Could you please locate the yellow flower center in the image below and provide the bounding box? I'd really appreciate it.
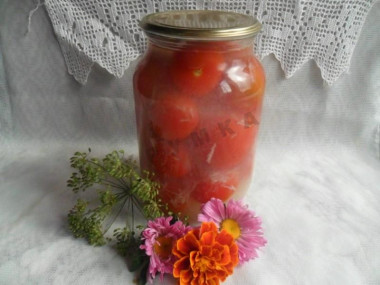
[197,256,211,273]
[221,219,241,239]
[154,236,173,259]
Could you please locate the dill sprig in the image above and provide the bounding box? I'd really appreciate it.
[67,149,167,248]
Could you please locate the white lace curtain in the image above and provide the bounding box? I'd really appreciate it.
[43,0,376,84]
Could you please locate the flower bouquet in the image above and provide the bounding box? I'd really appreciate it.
[67,150,266,284]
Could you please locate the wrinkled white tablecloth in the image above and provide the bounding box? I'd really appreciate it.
[0,1,379,284]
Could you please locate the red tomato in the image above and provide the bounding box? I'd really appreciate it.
[210,119,255,169]
[150,92,199,140]
[191,177,237,203]
[213,57,265,113]
[192,116,256,170]
[231,57,265,111]
[169,50,225,97]
[137,127,152,173]
[134,57,159,98]
[152,141,191,178]
[133,45,173,98]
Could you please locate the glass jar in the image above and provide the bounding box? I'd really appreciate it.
[134,11,265,219]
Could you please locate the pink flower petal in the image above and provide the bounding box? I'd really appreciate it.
[140,217,192,282]
[198,198,266,264]
[198,198,226,224]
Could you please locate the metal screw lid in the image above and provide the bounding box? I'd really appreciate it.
[139,10,261,40]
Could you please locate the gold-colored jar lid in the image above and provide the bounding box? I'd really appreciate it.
[139,10,261,40]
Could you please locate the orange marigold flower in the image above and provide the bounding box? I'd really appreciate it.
[172,222,239,285]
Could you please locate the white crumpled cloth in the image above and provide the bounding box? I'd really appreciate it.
[43,0,377,84]
[0,0,380,284]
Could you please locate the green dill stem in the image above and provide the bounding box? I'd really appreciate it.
[67,150,162,249]
[129,176,133,189]
[114,192,129,200]
[131,198,135,230]
[125,196,132,230]
[102,197,128,234]
[131,195,144,214]
[119,177,130,189]
[101,181,126,191]
[86,158,107,170]
[86,159,125,182]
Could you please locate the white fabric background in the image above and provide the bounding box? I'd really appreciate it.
[0,0,380,284]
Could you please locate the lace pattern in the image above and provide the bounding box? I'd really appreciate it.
[44,0,376,84]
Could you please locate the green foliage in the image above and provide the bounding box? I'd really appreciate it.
[114,227,148,273]
[66,150,167,262]
[65,149,192,284]
[66,149,193,284]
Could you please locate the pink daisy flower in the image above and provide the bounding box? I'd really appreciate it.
[140,217,191,283]
[198,198,266,264]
